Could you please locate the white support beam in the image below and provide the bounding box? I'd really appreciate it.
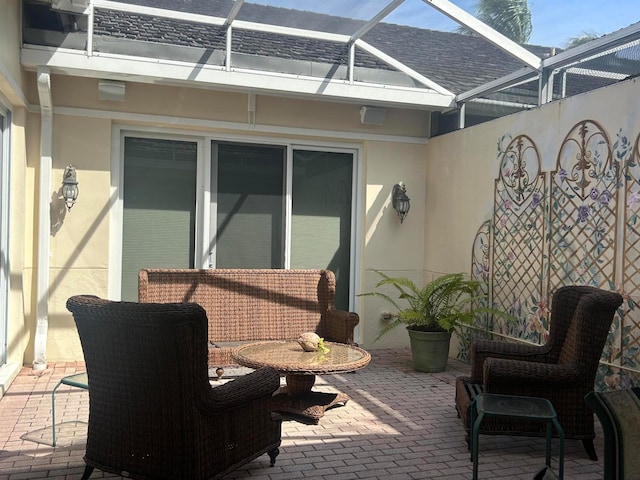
[87,1,94,56]
[356,40,453,95]
[93,0,226,27]
[226,26,232,72]
[538,68,555,105]
[566,67,627,81]
[350,0,405,43]
[421,0,541,71]
[348,42,355,84]
[231,20,349,43]
[225,0,244,26]
[456,66,537,103]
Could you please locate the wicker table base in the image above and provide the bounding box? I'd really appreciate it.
[273,382,350,424]
[232,341,371,424]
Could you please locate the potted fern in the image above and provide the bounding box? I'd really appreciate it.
[360,271,503,373]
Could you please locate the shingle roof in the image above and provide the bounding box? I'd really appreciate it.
[91,0,556,94]
[29,0,626,100]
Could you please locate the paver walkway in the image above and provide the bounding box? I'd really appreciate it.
[0,349,604,479]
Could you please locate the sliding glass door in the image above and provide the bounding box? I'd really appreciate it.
[290,150,353,310]
[212,142,286,268]
[120,137,197,301]
[119,135,356,309]
[210,143,353,309]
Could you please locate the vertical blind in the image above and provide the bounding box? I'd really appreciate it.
[121,138,197,301]
[291,150,353,310]
[214,143,285,268]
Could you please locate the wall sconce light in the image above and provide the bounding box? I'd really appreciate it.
[392,183,410,224]
[62,164,79,212]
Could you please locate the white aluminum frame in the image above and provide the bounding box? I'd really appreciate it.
[108,124,363,325]
[0,103,10,365]
[26,0,640,115]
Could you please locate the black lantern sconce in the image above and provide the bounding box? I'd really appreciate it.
[392,182,410,224]
[62,164,79,212]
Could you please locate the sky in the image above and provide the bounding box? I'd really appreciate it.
[246,0,640,47]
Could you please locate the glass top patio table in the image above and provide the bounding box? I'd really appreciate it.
[232,341,371,375]
[232,341,371,423]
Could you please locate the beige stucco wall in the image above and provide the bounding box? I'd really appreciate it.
[20,74,431,361]
[425,77,640,356]
[359,140,427,349]
[0,0,30,389]
[426,77,640,274]
[17,65,639,363]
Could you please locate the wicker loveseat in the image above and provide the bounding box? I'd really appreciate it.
[66,295,282,480]
[455,285,622,460]
[138,269,360,376]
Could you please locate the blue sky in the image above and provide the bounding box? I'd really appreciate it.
[247,0,640,47]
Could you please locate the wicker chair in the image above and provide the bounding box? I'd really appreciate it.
[66,295,282,480]
[585,387,640,479]
[455,285,622,460]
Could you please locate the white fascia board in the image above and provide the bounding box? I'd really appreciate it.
[21,46,455,109]
[456,66,537,103]
[422,0,541,71]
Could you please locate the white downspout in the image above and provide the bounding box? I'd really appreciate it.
[34,67,52,371]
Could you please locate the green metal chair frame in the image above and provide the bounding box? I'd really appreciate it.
[51,372,88,447]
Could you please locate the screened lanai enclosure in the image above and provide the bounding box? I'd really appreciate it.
[22,0,640,132]
[12,0,640,383]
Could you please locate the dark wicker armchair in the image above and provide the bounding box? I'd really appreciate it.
[585,387,640,480]
[455,285,622,460]
[66,295,282,480]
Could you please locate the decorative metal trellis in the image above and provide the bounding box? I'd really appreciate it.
[614,131,640,386]
[548,120,618,292]
[492,134,547,343]
[464,121,639,389]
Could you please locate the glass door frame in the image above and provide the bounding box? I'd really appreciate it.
[206,139,361,311]
[289,143,361,312]
[109,128,206,299]
[110,127,362,314]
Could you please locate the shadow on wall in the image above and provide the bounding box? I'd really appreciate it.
[50,187,68,237]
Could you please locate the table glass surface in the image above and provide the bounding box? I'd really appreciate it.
[61,372,89,389]
[232,341,371,374]
[477,393,557,419]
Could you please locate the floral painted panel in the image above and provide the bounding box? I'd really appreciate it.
[492,134,547,344]
[548,120,618,292]
[459,221,492,361]
[607,131,640,388]
[468,121,639,387]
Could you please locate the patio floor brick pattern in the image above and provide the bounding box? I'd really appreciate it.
[0,350,605,479]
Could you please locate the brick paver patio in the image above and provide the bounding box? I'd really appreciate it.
[0,349,604,479]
